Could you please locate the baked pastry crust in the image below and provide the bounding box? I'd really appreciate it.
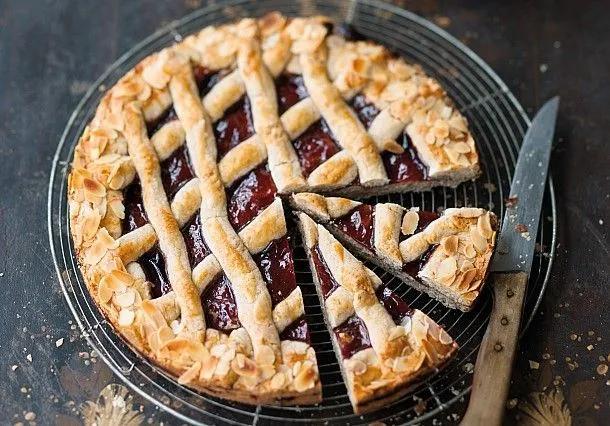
[68,12,482,409]
[291,193,497,311]
[297,213,457,413]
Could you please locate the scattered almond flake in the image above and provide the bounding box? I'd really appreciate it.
[549,359,556,365]
[515,223,528,233]
[11,365,18,371]
[413,396,427,415]
[505,196,519,207]
[506,398,518,409]
[569,333,578,340]
[542,353,551,360]
[26,354,32,362]
[24,412,36,421]
[588,330,595,336]
[20,387,28,393]
[463,362,474,373]
[587,344,594,351]
[529,360,540,369]
[483,182,497,193]
[599,356,606,362]
[55,338,64,348]
[597,364,608,375]
[539,63,548,73]
[433,15,451,28]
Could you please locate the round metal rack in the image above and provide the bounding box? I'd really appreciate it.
[48,1,556,424]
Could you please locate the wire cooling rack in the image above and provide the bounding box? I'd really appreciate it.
[48,1,556,424]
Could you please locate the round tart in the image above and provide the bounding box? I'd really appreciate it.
[67,12,486,410]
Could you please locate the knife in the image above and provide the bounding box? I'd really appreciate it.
[461,97,559,426]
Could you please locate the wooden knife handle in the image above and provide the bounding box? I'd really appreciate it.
[461,271,528,426]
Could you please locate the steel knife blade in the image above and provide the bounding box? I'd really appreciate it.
[462,97,559,426]
[491,96,559,274]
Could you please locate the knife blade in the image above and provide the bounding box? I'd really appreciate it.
[462,97,559,426]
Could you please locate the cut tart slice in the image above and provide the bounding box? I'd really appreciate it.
[291,193,498,311]
[296,212,457,413]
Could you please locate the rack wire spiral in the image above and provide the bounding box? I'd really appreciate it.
[48,1,556,424]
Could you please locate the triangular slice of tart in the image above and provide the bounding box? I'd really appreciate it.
[291,193,497,311]
[296,212,457,414]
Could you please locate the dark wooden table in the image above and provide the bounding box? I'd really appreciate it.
[1,1,608,424]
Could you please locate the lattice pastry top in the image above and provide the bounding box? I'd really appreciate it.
[68,12,483,407]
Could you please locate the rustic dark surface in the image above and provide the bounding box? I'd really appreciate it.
[1,0,608,424]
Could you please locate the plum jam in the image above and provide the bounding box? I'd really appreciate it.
[310,245,340,299]
[214,96,255,159]
[140,245,171,298]
[201,273,241,331]
[275,73,309,114]
[292,119,341,177]
[333,315,372,359]
[227,165,277,231]
[121,179,148,233]
[279,316,311,344]
[181,212,210,268]
[376,285,414,324]
[330,204,375,250]
[252,235,296,307]
[160,145,195,200]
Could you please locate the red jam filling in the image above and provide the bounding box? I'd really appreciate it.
[252,235,297,307]
[310,245,340,299]
[350,94,381,128]
[330,204,375,250]
[227,164,277,231]
[402,244,437,277]
[200,273,241,331]
[160,145,195,200]
[140,245,171,298]
[121,179,148,233]
[181,212,210,268]
[275,73,309,114]
[376,285,414,324]
[333,315,372,359]
[382,134,428,183]
[292,119,341,177]
[279,316,311,344]
[214,96,255,159]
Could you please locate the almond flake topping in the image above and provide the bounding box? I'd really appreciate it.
[118,309,135,327]
[401,210,420,235]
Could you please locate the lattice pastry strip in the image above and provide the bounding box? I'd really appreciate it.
[297,213,457,413]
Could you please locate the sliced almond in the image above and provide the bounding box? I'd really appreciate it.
[439,329,454,345]
[255,345,275,366]
[210,343,228,358]
[388,326,406,341]
[231,354,257,377]
[114,289,136,308]
[178,361,201,385]
[440,235,459,255]
[401,210,420,235]
[293,364,316,392]
[437,256,457,281]
[270,371,286,390]
[347,359,367,375]
[118,309,135,327]
[470,226,488,253]
[98,281,114,303]
[463,243,477,259]
[452,141,471,154]
[477,212,494,239]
